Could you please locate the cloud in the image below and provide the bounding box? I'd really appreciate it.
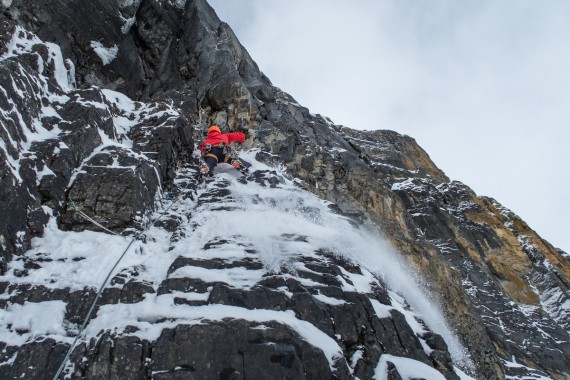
[208,0,570,253]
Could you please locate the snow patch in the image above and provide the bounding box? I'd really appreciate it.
[1,218,134,290]
[313,293,346,306]
[0,301,67,346]
[90,41,119,65]
[391,178,424,192]
[349,347,363,373]
[375,354,446,380]
[35,163,55,185]
[1,26,41,59]
[121,16,136,34]
[502,358,553,380]
[369,299,393,318]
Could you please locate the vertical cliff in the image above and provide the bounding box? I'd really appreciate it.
[1,0,569,379]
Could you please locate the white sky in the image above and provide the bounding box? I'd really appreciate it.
[208,0,570,253]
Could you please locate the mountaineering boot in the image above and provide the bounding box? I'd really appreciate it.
[234,157,252,174]
[200,162,210,176]
[195,161,211,182]
[230,159,247,174]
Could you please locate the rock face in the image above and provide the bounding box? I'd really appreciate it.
[0,1,569,380]
[60,146,161,232]
[0,169,463,380]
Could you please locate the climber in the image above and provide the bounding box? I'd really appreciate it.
[198,125,250,177]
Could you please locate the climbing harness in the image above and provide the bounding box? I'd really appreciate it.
[52,173,194,380]
[194,137,252,183]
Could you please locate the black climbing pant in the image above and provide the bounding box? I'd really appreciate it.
[203,146,229,174]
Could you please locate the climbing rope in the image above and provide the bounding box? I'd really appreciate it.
[53,171,195,380]
[66,200,123,237]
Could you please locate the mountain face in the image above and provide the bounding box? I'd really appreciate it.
[0,0,569,379]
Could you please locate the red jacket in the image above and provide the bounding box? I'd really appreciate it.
[199,131,246,154]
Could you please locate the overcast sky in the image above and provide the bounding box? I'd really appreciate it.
[208,0,570,253]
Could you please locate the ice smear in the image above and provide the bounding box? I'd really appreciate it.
[118,0,135,7]
[45,41,75,90]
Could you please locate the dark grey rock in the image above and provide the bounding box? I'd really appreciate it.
[60,146,161,232]
[150,321,341,380]
[157,277,213,295]
[0,339,68,380]
[120,279,156,303]
[130,113,193,181]
[208,284,290,311]
[167,256,264,274]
